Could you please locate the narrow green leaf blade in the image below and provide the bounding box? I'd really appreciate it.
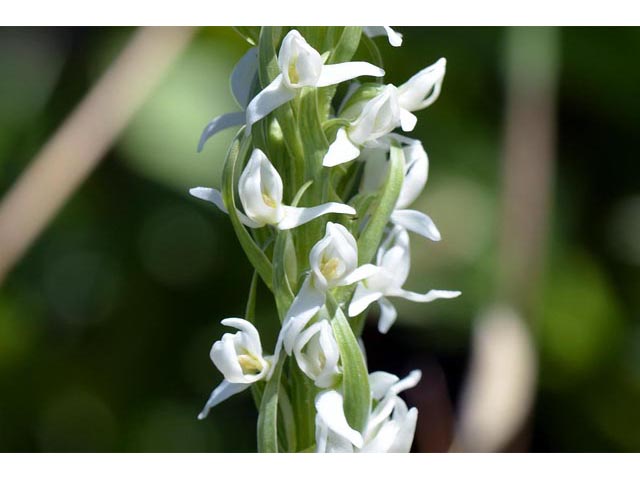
[357,142,405,265]
[222,133,274,291]
[257,355,285,453]
[330,307,370,433]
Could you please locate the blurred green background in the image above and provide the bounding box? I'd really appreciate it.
[0,27,638,452]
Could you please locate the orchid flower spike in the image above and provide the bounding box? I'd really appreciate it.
[361,135,441,241]
[323,85,417,167]
[362,26,403,47]
[349,226,461,333]
[197,47,258,152]
[245,29,384,133]
[276,222,377,356]
[293,319,341,388]
[198,318,271,420]
[190,148,355,230]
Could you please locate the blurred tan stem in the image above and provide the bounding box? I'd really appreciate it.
[0,26,196,285]
[454,27,559,452]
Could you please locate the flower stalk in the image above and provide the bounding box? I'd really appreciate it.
[191,26,460,452]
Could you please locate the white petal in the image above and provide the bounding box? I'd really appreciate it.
[245,74,295,133]
[383,27,403,47]
[369,371,400,400]
[377,297,398,334]
[315,390,364,448]
[197,380,250,419]
[362,26,403,47]
[389,369,422,396]
[278,202,356,230]
[392,288,462,303]
[197,111,245,152]
[348,283,383,317]
[316,62,384,88]
[276,277,325,356]
[397,58,446,112]
[396,142,428,209]
[322,128,361,167]
[399,109,417,132]
[339,263,378,287]
[293,321,324,380]
[189,187,263,229]
[391,209,441,241]
[231,47,258,108]
[388,407,418,452]
[238,148,284,225]
[211,334,244,382]
[221,318,262,356]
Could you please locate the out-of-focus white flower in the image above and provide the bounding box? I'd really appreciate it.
[198,48,258,152]
[293,319,341,388]
[360,135,441,241]
[198,318,271,420]
[276,222,377,356]
[397,58,446,112]
[314,370,422,452]
[190,149,355,230]
[349,226,461,333]
[362,26,403,47]
[245,30,384,132]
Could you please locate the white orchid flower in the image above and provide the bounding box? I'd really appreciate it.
[362,26,403,47]
[360,135,441,241]
[323,85,417,168]
[197,47,258,152]
[349,226,461,333]
[314,370,421,453]
[245,29,384,132]
[276,222,377,356]
[190,148,355,230]
[293,319,341,388]
[397,58,447,112]
[198,318,271,420]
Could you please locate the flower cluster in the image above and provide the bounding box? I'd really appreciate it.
[190,27,460,453]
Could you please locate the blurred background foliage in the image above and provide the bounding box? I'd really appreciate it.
[0,26,638,452]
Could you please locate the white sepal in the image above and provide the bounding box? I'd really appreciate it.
[315,390,364,452]
[230,47,258,108]
[293,319,341,388]
[197,111,246,153]
[362,26,403,47]
[397,58,447,112]
[189,187,262,229]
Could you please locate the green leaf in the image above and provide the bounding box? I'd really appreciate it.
[244,270,259,321]
[330,306,370,433]
[272,231,295,320]
[357,141,405,265]
[257,354,285,453]
[221,131,274,291]
[233,27,260,46]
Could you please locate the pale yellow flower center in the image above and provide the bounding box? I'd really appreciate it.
[237,354,263,375]
[262,192,277,208]
[320,257,340,280]
[288,61,299,84]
